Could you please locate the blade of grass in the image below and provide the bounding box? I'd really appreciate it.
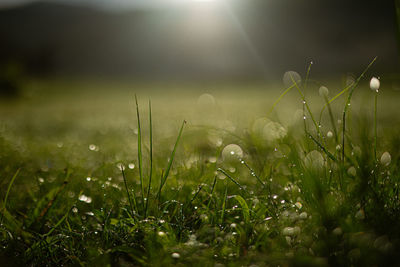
[324,95,339,143]
[157,120,186,200]
[43,207,71,237]
[206,176,218,209]
[190,184,204,204]
[234,195,250,224]
[240,159,265,188]
[291,76,320,135]
[0,168,20,224]
[318,83,353,124]
[145,99,153,218]
[307,131,337,162]
[304,60,313,90]
[2,168,20,211]
[267,83,296,117]
[220,186,228,225]
[374,91,378,162]
[38,180,68,219]
[135,94,145,210]
[342,57,377,163]
[217,168,249,195]
[122,168,137,218]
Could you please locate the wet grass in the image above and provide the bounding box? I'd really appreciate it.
[1,70,400,266]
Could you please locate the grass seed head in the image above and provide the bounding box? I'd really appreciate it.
[370,77,380,92]
[319,86,329,97]
[380,151,391,166]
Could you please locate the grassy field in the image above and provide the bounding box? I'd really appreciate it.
[1,69,400,266]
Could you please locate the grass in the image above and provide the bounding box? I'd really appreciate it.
[1,69,400,266]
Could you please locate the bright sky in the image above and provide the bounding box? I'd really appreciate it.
[0,0,220,9]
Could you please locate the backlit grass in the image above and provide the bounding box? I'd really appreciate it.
[1,68,400,266]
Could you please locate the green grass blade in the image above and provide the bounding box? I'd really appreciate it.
[217,168,249,195]
[157,120,186,198]
[374,92,378,162]
[307,132,337,162]
[234,195,250,224]
[122,168,137,218]
[319,83,353,122]
[220,186,228,224]
[135,94,145,210]
[145,99,153,218]
[190,184,203,204]
[267,83,296,117]
[206,176,218,209]
[342,57,377,162]
[291,77,320,134]
[240,159,265,188]
[304,60,313,90]
[2,168,20,211]
[43,208,70,237]
[325,96,339,143]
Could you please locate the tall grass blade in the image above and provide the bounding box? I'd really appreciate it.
[0,168,20,224]
[374,92,378,162]
[43,207,70,237]
[304,60,313,90]
[342,57,377,162]
[234,195,250,224]
[157,120,186,199]
[290,76,320,134]
[144,100,153,217]
[190,184,203,204]
[217,168,249,195]
[135,94,145,210]
[122,168,137,218]
[220,186,228,224]
[2,168,20,211]
[325,96,339,143]
[307,132,337,162]
[145,100,153,218]
[206,176,217,209]
[240,159,265,188]
[267,83,296,116]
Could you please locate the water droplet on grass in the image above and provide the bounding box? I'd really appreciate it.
[319,86,329,97]
[197,93,216,107]
[283,71,301,88]
[171,252,180,259]
[222,144,243,161]
[299,212,307,219]
[158,231,166,237]
[128,163,135,169]
[116,163,125,171]
[295,202,303,209]
[89,144,97,151]
[263,121,287,141]
[304,150,324,169]
[79,194,92,204]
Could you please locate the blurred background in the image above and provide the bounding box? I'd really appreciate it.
[0,0,399,90]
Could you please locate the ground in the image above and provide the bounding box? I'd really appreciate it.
[1,76,400,266]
